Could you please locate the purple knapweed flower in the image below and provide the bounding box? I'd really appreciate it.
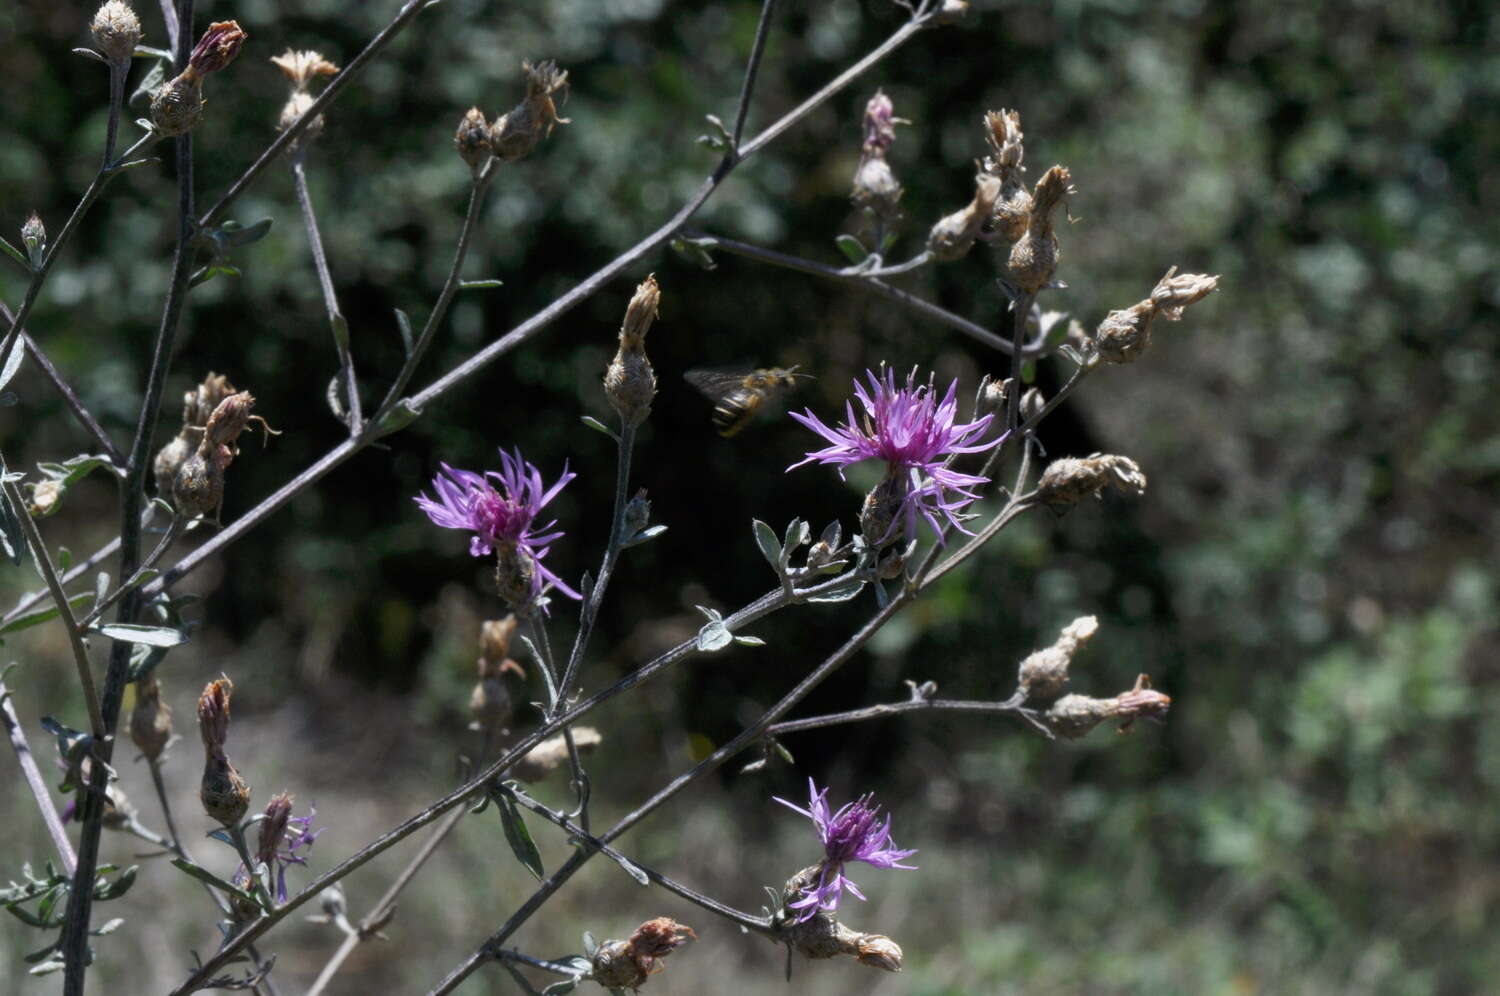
[239,792,324,905]
[774,778,917,921]
[788,367,1003,542]
[415,447,581,606]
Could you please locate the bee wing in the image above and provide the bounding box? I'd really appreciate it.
[684,367,751,399]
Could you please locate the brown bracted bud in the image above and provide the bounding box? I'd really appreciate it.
[129,676,173,760]
[153,434,193,499]
[198,675,233,753]
[21,212,46,264]
[1035,453,1146,509]
[172,447,223,519]
[454,107,492,170]
[851,90,903,222]
[782,907,904,973]
[1017,615,1098,704]
[269,49,338,92]
[197,676,251,826]
[604,274,660,426]
[256,791,293,867]
[494,542,537,611]
[978,375,1011,418]
[860,474,905,547]
[184,20,247,79]
[1095,266,1220,364]
[928,173,1001,261]
[1044,673,1171,739]
[511,727,602,783]
[981,109,1030,243]
[590,917,696,989]
[857,933,904,972]
[1006,165,1073,294]
[91,2,143,65]
[490,60,569,163]
[151,21,247,136]
[1020,386,1046,423]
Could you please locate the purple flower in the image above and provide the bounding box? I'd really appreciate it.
[788,367,1003,542]
[415,447,580,604]
[774,778,917,921]
[240,792,324,905]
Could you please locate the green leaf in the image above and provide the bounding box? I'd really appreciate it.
[56,547,71,570]
[751,519,781,571]
[92,623,187,647]
[0,236,31,274]
[669,237,717,271]
[606,850,650,886]
[733,635,765,647]
[494,791,545,881]
[188,263,241,288]
[835,235,868,265]
[541,980,578,995]
[579,415,619,440]
[458,279,503,290]
[93,865,137,901]
[213,218,273,250]
[169,859,256,904]
[0,453,25,565]
[393,309,415,358]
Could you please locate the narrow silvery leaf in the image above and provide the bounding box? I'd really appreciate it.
[579,415,619,440]
[696,620,732,652]
[93,623,186,647]
[733,635,765,647]
[495,791,545,881]
[0,338,24,393]
[806,577,866,604]
[605,849,650,886]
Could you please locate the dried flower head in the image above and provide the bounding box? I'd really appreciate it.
[479,615,519,663]
[928,173,1002,262]
[1017,615,1098,703]
[270,49,338,91]
[415,449,581,611]
[781,908,904,972]
[1006,164,1074,294]
[1095,266,1220,364]
[20,212,46,265]
[981,109,1030,243]
[604,274,661,426]
[490,60,569,163]
[246,792,324,904]
[861,90,898,157]
[91,2,143,65]
[278,91,322,141]
[197,676,251,826]
[512,727,602,783]
[1044,673,1171,739]
[590,917,697,990]
[150,21,247,136]
[129,676,173,760]
[851,91,903,221]
[454,106,492,169]
[790,367,1003,545]
[173,390,277,519]
[155,373,236,499]
[774,778,917,921]
[1035,453,1147,509]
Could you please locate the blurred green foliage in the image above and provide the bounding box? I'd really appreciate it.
[1,0,1497,991]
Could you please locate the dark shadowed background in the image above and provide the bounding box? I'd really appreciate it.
[2,0,1497,992]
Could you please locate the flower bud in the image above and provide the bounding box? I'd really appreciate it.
[197,675,233,753]
[1006,165,1073,294]
[20,212,46,266]
[783,908,903,972]
[856,933,904,972]
[198,676,252,826]
[185,20,247,78]
[861,90,898,157]
[494,542,538,611]
[860,474,905,547]
[490,60,569,163]
[1044,673,1170,739]
[454,106,492,170]
[928,173,1001,261]
[978,376,1011,418]
[590,917,696,990]
[256,791,293,867]
[269,49,338,92]
[151,21,247,136]
[1017,615,1097,703]
[1020,386,1046,423]
[511,727,602,783]
[604,275,660,426]
[851,91,903,221]
[91,2,143,65]
[1035,453,1146,509]
[129,676,173,760]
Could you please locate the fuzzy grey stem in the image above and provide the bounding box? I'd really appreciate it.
[767,695,1044,737]
[8,317,127,466]
[292,147,363,433]
[0,677,78,874]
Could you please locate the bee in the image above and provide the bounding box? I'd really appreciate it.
[683,366,808,437]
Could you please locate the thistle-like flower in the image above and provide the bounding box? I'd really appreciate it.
[1094,266,1220,364]
[789,367,1003,544]
[774,778,917,921]
[415,449,580,611]
[604,274,661,426]
[150,21,247,136]
[240,792,323,904]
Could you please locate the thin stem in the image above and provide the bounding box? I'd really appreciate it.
[508,787,770,933]
[147,756,185,855]
[0,677,78,874]
[525,614,591,829]
[78,517,183,629]
[102,61,125,170]
[766,695,1042,737]
[167,587,792,994]
[157,0,180,55]
[291,146,362,433]
[0,475,105,737]
[1,536,122,627]
[369,165,494,426]
[9,319,127,466]
[730,0,779,149]
[686,232,1021,354]
[495,950,579,977]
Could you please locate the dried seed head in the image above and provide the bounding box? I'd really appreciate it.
[591,940,644,990]
[185,373,238,426]
[172,446,223,519]
[454,106,492,169]
[982,109,1030,243]
[1017,615,1098,703]
[129,676,173,760]
[856,934,904,972]
[605,275,660,426]
[978,375,1012,418]
[590,917,696,989]
[1035,453,1147,509]
[21,212,46,263]
[1095,267,1220,364]
[1006,165,1073,294]
[153,435,192,500]
[200,752,251,826]
[91,2,142,65]
[479,615,519,662]
[269,49,338,92]
[150,75,204,136]
[278,91,323,142]
[1044,673,1170,739]
[185,20,247,79]
[512,727,602,783]
[490,60,569,163]
[928,173,1002,261]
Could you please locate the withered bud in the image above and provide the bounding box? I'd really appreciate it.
[1095,266,1220,364]
[197,675,234,753]
[1020,386,1046,423]
[861,90,898,157]
[91,2,142,65]
[185,20,247,79]
[256,791,293,866]
[590,917,697,990]
[490,60,569,163]
[1035,453,1147,509]
[154,435,193,500]
[479,615,519,662]
[184,372,239,427]
[979,376,1012,418]
[852,155,902,218]
[278,91,323,142]
[1006,165,1074,294]
[982,109,1030,244]
[1017,615,1098,703]
[1044,674,1171,739]
[782,907,903,973]
[454,107,492,169]
[150,75,205,136]
[928,173,1002,261]
[269,49,338,91]
[604,275,660,426]
[129,676,173,760]
[26,479,63,519]
[470,658,513,733]
[511,727,602,783]
[623,489,652,537]
[21,212,46,264]
[172,447,223,519]
[494,543,537,611]
[201,752,252,827]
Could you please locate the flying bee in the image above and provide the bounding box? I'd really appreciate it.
[684,366,809,437]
